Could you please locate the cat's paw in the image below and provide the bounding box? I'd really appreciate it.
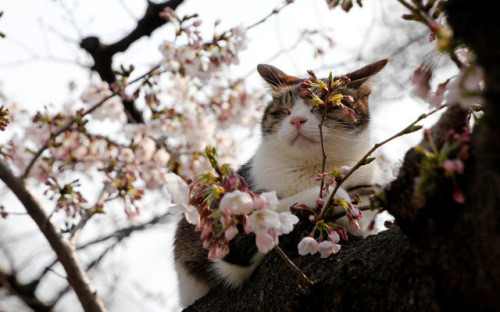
[277,187,351,213]
[276,187,319,212]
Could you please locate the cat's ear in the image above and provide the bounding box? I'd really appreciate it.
[257,64,300,89]
[345,58,389,89]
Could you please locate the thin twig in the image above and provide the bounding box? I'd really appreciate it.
[68,163,125,244]
[396,0,434,29]
[396,0,465,69]
[76,211,171,250]
[274,245,315,287]
[318,104,446,220]
[246,0,294,30]
[21,64,161,179]
[318,111,328,197]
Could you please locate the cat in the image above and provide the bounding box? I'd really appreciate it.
[174,58,390,308]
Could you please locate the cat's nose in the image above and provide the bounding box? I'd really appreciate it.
[290,116,308,130]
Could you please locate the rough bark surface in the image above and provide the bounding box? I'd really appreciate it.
[186,1,500,311]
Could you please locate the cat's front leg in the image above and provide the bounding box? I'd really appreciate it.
[276,186,351,213]
[276,186,380,236]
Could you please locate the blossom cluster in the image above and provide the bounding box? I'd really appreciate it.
[292,69,367,258]
[44,177,87,218]
[159,7,247,80]
[416,128,470,204]
[298,69,357,123]
[0,105,9,131]
[165,146,299,260]
[326,0,363,12]
[294,166,364,258]
[411,62,484,110]
[2,8,261,223]
[400,0,450,53]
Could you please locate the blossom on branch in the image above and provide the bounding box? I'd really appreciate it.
[298,237,319,256]
[164,172,200,226]
[181,146,299,259]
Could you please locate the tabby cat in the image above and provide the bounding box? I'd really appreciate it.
[174,58,389,308]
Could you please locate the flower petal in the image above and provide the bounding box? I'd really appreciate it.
[164,173,190,204]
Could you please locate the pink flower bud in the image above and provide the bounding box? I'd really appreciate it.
[315,172,327,181]
[224,225,238,240]
[294,204,311,211]
[220,213,231,227]
[306,70,317,79]
[340,76,351,84]
[203,239,211,249]
[339,165,351,175]
[443,159,456,173]
[453,187,465,204]
[208,247,217,260]
[342,95,354,103]
[350,220,360,231]
[454,160,465,174]
[335,226,348,241]
[328,230,340,244]
[350,205,360,218]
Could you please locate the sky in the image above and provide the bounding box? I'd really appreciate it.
[0,0,453,311]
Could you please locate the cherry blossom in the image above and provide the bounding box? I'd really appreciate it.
[298,237,319,256]
[219,190,254,215]
[317,240,341,258]
[245,209,281,234]
[445,64,484,110]
[164,172,200,225]
[254,230,278,254]
[279,212,299,234]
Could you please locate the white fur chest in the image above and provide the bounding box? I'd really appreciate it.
[251,153,319,197]
[250,142,378,198]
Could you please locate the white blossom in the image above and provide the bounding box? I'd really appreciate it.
[278,212,299,234]
[317,240,341,258]
[298,237,319,256]
[219,190,254,215]
[254,230,277,253]
[164,173,200,225]
[245,209,281,234]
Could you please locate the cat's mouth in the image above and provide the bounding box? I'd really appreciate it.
[291,133,316,145]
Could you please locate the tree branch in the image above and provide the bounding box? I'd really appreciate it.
[0,160,106,312]
[79,0,185,123]
[318,104,445,220]
[0,268,52,312]
[22,64,161,179]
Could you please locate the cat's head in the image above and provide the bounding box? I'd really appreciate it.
[256,59,388,161]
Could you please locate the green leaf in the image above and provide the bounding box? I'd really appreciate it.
[365,157,376,165]
[220,164,231,177]
[407,125,423,133]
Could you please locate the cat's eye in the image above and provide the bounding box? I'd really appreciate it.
[269,108,290,117]
[310,106,320,113]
